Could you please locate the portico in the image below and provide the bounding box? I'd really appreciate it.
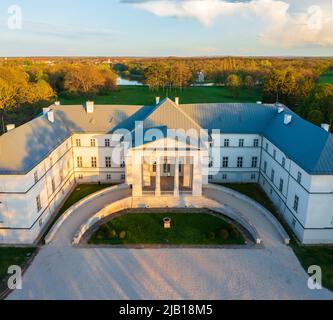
[126,138,208,197]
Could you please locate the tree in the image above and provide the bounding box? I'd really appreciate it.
[144,62,169,91]
[299,84,333,129]
[64,65,105,97]
[169,61,192,89]
[226,74,241,98]
[226,74,241,87]
[244,75,255,89]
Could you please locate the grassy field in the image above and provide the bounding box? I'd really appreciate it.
[0,247,36,294]
[222,183,333,292]
[319,72,333,84]
[60,85,262,105]
[89,212,245,245]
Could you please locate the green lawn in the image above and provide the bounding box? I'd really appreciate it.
[222,183,333,292]
[89,212,245,245]
[319,72,333,84]
[0,247,36,294]
[60,85,262,105]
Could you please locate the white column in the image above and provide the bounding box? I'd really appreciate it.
[174,158,179,197]
[155,157,161,196]
[132,158,142,197]
[192,156,203,197]
[183,164,191,187]
[143,159,151,187]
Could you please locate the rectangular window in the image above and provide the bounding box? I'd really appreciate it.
[208,175,213,180]
[34,171,38,184]
[265,143,269,152]
[209,159,213,168]
[273,149,277,159]
[76,139,81,147]
[120,161,126,168]
[279,178,284,193]
[251,174,256,180]
[222,174,227,180]
[51,178,56,193]
[297,172,302,184]
[153,162,157,173]
[91,157,97,168]
[121,174,126,181]
[224,139,230,147]
[179,164,182,173]
[36,195,42,212]
[251,157,258,168]
[293,195,299,213]
[77,157,83,168]
[282,157,286,168]
[253,139,259,147]
[237,157,243,168]
[106,174,112,181]
[222,157,229,168]
[263,161,267,174]
[271,169,275,182]
[50,157,53,167]
[105,157,112,168]
[105,139,110,147]
[90,139,96,147]
[78,174,83,180]
[239,139,244,147]
[163,163,171,173]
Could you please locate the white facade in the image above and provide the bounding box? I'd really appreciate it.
[0,101,333,245]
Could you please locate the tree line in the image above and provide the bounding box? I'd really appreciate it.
[0,62,117,133]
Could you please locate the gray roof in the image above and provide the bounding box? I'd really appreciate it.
[0,99,333,175]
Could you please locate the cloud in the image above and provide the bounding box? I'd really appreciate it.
[126,0,333,47]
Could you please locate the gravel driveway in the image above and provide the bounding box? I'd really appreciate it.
[8,187,333,300]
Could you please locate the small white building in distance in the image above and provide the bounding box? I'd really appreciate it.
[0,98,332,245]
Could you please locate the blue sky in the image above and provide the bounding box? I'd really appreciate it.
[0,0,332,56]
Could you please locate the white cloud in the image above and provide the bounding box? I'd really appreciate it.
[130,0,333,47]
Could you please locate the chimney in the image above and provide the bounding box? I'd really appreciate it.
[43,107,50,115]
[284,114,292,125]
[156,97,160,105]
[6,124,15,132]
[175,97,179,105]
[54,101,61,106]
[47,111,55,123]
[278,106,285,114]
[321,123,330,132]
[86,101,94,113]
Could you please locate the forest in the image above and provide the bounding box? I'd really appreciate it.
[0,56,332,134]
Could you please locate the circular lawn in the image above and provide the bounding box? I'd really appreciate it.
[88,210,246,246]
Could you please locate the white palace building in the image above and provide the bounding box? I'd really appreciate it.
[0,98,333,245]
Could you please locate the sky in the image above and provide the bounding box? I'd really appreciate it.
[0,0,332,57]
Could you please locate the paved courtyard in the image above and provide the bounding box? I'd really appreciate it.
[8,187,333,300]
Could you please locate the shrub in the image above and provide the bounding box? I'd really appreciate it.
[95,230,104,240]
[119,231,127,240]
[219,229,229,240]
[230,229,240,239]
[208,231,216,240]
[100,224,110,237]
[110,229,117,239]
